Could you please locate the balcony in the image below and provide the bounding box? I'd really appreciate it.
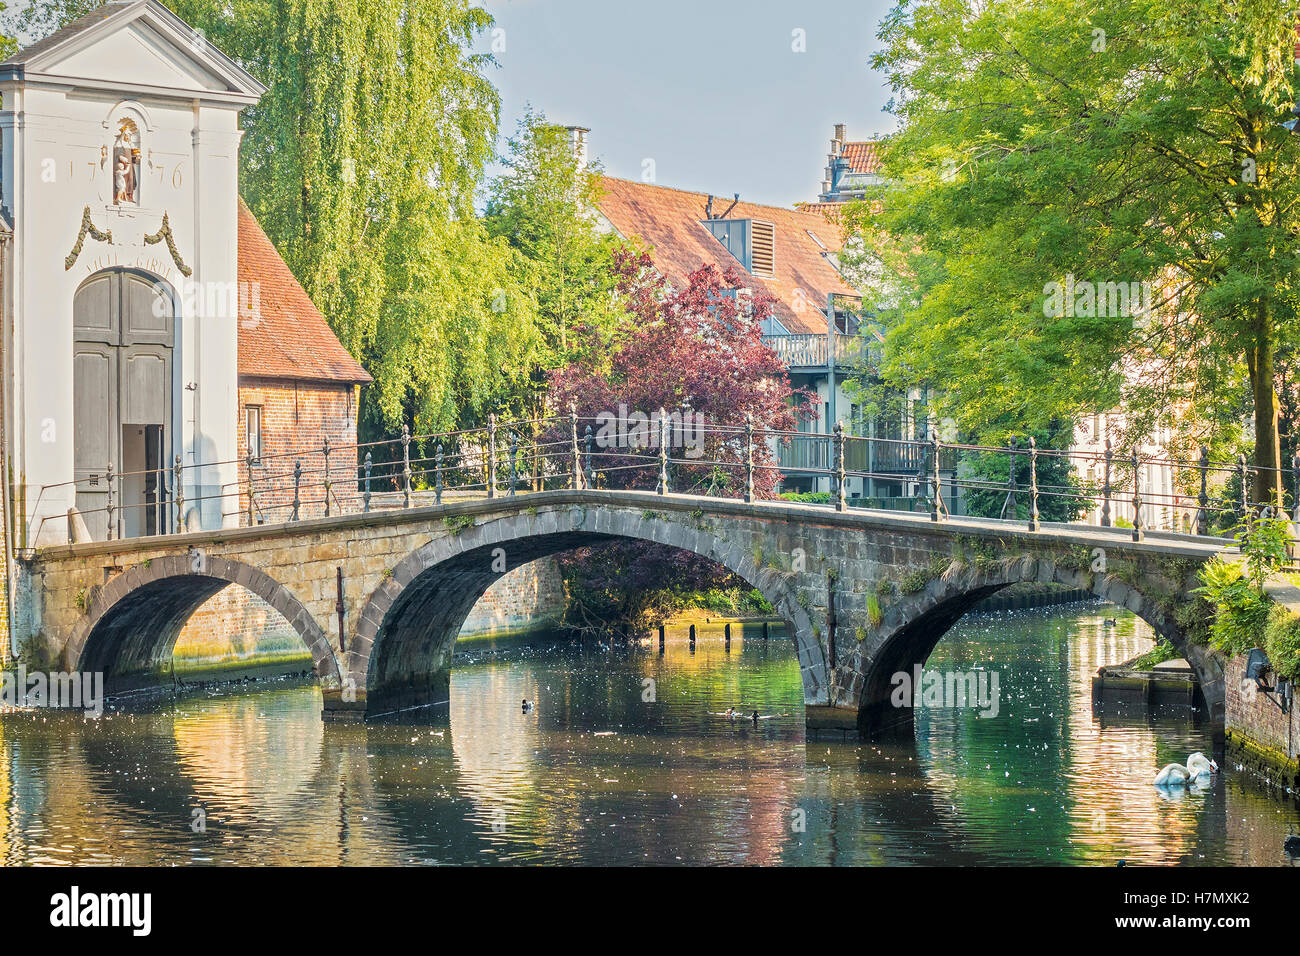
[775,434,956,475]
[763,332,877,371]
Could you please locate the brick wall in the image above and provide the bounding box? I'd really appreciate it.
[236,376,360,525]
[1225,653,1298,760]
[461,557,566,636]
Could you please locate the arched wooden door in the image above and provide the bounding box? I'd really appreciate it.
[73,270,175,539]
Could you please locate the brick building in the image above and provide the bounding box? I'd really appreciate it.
[234,199,370,524]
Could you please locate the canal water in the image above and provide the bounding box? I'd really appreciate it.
[0,602,1297,865]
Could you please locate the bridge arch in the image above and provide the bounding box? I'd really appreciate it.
[66,554,340,693]
[348,504,822,717]
[846,553,1223,735]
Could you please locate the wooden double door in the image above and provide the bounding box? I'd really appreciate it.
[73,270,175,539]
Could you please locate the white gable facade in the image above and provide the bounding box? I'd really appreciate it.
[0,0,264,546]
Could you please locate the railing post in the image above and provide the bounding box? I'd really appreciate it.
[1131,450,1143,542]
[1292,453,1300,525]
[322,436,332,518]
[509,432,518,496]
[401,424,412,509]
[363,451,373,513]
[487,413,498,499]
[1291,453,1300,562]
[744,414,755,504]
[292,460,302,521]
[105,461,115,541]
[435,443,444,505]
[173,455,183,534]
[570,404,581,490]
[1239,453,1250,521]
[584,425,595,489]
[1101,438,1112,527]
[835,422,847,512]
[1196,446,1209,536]
[1001,437,1018,520]
[657,408,669,495]
[929,417,942,522]
[1027,436,1040,531]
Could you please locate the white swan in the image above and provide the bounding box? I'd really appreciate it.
[1154,763,1191,786]
[1153,752,1220,787]
[1186,752,1218,779]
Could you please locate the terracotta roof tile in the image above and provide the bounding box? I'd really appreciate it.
[596,177,856,335]
[237,198,371,384]
[839,141,882,175]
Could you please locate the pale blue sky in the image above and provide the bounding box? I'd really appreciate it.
[477,0,898,209]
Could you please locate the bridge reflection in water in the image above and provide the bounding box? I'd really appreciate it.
[0,607,1294,866]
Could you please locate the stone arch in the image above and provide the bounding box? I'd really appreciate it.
[846,553,1222,735]
[349,504,821,718]
[66,554,339,694]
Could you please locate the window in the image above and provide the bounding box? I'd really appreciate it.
[246,405,263,462]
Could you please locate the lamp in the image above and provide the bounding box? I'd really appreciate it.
[1245,648,1291,714]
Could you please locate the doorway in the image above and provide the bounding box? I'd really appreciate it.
[73,270,175,539]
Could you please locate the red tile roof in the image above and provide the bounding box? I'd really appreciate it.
[237,199,371,385]
[840,141,881,175]
[596,178,856,335]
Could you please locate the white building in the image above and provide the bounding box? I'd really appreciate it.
[0,0,265,547]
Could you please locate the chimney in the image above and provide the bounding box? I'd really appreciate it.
[830,139,841,155]
[564,126,590,169]
[834,123,847,142]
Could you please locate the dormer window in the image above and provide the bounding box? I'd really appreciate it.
[700,217,776,277]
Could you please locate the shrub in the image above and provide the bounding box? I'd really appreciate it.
[1195,557,1272,657]
[1128,639,1178,671]
[1264,605,1300,683]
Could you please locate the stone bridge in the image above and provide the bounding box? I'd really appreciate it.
[15,490,1232,734]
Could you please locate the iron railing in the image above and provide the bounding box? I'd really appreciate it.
[27,409,1300,549]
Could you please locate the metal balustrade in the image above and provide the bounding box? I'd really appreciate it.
[26,406,1300,550]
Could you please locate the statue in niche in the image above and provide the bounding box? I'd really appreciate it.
[111,118,140,205]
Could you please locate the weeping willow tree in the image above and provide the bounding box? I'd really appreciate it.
[12,0,544,439]
[169,0,542,438]
[857,0,1300,506]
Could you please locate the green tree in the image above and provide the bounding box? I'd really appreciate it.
[861,0,1300,507]
[163,0,545,438]
[484,109,630,405]
[959,420,1087,523]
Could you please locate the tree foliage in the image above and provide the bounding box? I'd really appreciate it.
[858,0,1300,502]
[485,108,630,396]
[549,255,813,631]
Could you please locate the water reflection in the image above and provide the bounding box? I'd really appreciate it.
[0,607,1294,865]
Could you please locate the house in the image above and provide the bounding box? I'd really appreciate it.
[0,0,370,652]
[595,172,943,502]
[816,124,883,205]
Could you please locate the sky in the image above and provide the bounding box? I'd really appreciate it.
[476,0,898,209]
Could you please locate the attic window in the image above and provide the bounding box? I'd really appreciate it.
[750,220,775,276]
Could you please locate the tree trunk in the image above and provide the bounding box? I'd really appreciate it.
[1248,308,1284,510]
